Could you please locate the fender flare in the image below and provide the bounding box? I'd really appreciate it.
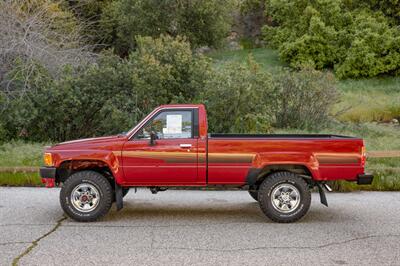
[246,152,319,186]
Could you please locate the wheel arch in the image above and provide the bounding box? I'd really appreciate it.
[56,160,115,185]
[248,163,314,188]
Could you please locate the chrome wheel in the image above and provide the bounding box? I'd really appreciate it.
[271,183,301,213]
[71,183,100,212]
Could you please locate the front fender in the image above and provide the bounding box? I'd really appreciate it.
[51,149,124,184]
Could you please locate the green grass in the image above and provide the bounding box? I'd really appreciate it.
[0,172,42,186]
[0,141,46,167]
[209,47,400,124]
[208,47,285,72]
[332,165,400,192]
[0,141,47,186]
[274,123,400,151]
[335,77,400,123]
[275,123,400,191]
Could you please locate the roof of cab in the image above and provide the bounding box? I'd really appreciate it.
[158,104,205,109]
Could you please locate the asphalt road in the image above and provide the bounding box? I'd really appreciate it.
[0,188,399,266]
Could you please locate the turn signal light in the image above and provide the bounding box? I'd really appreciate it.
[44,153,53,166]
[361,146,366,167]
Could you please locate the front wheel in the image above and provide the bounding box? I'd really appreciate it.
[258,171,311,223]
[60,170,113,222]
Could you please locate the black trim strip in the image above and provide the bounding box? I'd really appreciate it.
[193,109,199,138]
[39,167,57,178]
[209,133,355,139]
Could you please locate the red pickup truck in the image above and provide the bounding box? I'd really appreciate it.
[40,104,373,223]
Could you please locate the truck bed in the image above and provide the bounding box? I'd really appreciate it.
[206,134,364,184]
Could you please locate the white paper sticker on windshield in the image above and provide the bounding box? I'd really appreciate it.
[166,114,182,134]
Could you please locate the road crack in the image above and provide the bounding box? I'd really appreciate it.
[147,234,400,253]
[12,216,66,266]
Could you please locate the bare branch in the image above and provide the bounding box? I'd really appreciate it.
[0,0,96,100]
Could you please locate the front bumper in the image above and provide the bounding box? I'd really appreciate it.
[357,173,374,185]
[39,167,56,188]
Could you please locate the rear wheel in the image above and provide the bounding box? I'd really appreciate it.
[258,171,311,223]
[60,170,113,222]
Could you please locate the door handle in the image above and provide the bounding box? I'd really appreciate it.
[180,144,192,148]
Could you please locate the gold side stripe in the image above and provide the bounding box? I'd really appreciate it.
[208,153,255,164]
[113,151,255,164]
[120,151,197,163]
[317,155,359,164]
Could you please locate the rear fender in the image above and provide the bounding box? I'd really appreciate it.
[251,152,321,180]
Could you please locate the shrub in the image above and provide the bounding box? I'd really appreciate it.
[129,35,212,112]
[1,34,339,141]
[1,35,212,141]
[262,0,400,78]
[0,122,5,142]
[199,57,276,133]
[361,0,400,24]
[335,11,400,78]
[100,0,233,55]
[2,54,135,141]
[273,68,339,130]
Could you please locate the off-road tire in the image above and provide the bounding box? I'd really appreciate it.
[60,170,113,222]
[258,171,311,223]
[248,190,259,201]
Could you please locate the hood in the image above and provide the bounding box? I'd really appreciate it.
[50,135,126,150]
[58,135,120,145]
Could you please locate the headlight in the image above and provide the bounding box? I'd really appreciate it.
[44,153,53,166]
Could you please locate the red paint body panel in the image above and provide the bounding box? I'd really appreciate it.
[207,138,364,183]
[121,138,201,186]
[48,136,126,184]
[45,104,367,187]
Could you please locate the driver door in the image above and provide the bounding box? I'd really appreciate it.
[121,109,199,185]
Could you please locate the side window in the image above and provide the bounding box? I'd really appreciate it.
[135,110,193,139]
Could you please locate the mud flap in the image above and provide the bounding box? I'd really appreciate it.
[115,180,124,211]
[316,183,328,207]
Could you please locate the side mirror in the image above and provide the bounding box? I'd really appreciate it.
[149,131,156,146]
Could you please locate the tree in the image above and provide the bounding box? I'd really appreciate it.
[262,0,400,78]
[0,0,94,99]
[100,0,233,56]
[1,35,213,141]
[199,56,276,133]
